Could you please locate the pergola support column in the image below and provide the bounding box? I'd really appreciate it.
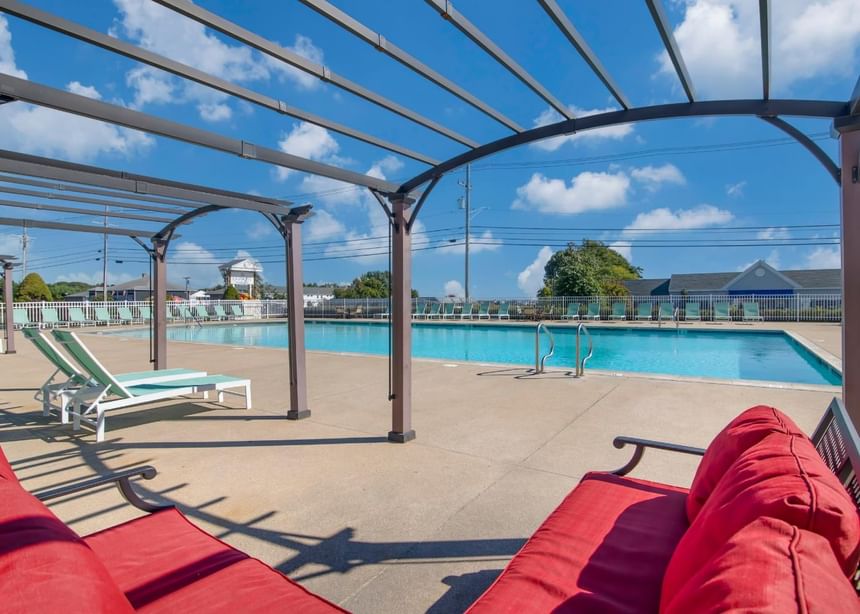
[389,195,416,443]
[2,261,14,354]
[151,238,168,370]
[840,127,860,429]
[281,207,312,420]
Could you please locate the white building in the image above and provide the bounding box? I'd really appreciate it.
[303,286,335,307]
[218,258,262,297]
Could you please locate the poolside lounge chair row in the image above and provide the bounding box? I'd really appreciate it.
[558,301,765,322]
[23,328,251,442]
[410,301,510,320]
[10,304,250,328]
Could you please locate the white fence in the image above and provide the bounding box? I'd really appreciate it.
[0,293,843,325]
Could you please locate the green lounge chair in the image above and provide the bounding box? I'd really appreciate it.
[685,302,701,321]
[40,307,66,328]
[713,302,731,322]
[413,302,428,319]
[477,302,490,319]
[179,306,194,320]
[497,302,510,320]
[231,304,244,319]
[610,302,627,320]
[53,329,250,442]
[22,328,205,423]
[460,303,476,319]
[442,303,456,319]
[562,303,581,320]
[195,305,211,321]
[426,303,441,319]
[635,303,652,321]
[139,306,153,322]
[13,308,33,329]
[585,303,600,320]
[658,302,674,321]
[94,307,115,326]
[213,305,228,320]
[68,307,93,326]
[743,301,763,321]
[116,306,135,324]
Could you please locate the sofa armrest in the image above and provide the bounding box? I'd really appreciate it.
[34,465,170,513]
[611,436,706,476]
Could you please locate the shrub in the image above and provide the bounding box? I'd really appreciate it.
[15,273,53,301]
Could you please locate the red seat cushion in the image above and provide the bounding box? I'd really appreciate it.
[662,432,860,603]
[687,405,806,520]
[662,517,860,613]
[0,481,134,613]
[0,446,17,482]
[84,507,346,613]
[467,472,689,614]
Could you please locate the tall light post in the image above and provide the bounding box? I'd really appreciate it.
[184,276,190,300]
[458,164,472,303]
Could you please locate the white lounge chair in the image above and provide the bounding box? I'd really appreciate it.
[53,330,250,441]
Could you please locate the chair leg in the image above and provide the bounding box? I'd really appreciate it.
[217,391,224,403]
[60,395,71,424]
[245,384,252,409]
[96,407,105,442]
[72,403,81,431]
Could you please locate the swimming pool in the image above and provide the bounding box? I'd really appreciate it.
[113,321,841,387]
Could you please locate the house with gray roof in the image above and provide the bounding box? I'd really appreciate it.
[623,260,840,296]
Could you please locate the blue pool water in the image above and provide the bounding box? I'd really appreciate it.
[115,322,841,386]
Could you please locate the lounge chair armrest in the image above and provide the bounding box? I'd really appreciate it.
[610,436,706,476]
[34,465,170,512]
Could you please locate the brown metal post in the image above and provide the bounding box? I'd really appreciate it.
[284,213,311,420]
[389,195,416,443]
[152,238,168,369]
[840,128,860,428]
[3,262,14,354]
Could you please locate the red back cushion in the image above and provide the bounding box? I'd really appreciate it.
[662,517,860,613]
[0,482,134,613]
[662,432,860,603]
[687,405,806,520]
[0,446,17,482]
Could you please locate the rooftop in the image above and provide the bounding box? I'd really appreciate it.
[0,324,841,613]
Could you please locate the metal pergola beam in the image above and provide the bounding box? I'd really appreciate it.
[425,0,572,119]
[0,198,172,224]
[298,0,523,133]
[0,149,291,213]
[0,184,188,217]
[537,0,631,109]
[0,0,438,166]
[150,0,475,150]
[850,75,860,117]
[399,99,848,192]
[759,0,771,100]
[645,0,696,102]
[759,116,839,183]
[0,74,400,195]
[0,216,155,238]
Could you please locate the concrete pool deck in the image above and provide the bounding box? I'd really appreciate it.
[0,321,842,612]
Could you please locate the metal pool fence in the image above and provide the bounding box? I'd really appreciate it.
[0,293,842,327]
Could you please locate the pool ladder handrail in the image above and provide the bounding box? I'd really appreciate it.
[575,322,594,377]
[534,321,555,373]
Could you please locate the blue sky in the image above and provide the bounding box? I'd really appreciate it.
[0,0,857,297]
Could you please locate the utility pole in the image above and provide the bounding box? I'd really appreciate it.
[458,164,472,303]
[102,205,108,301]
[20,226,28,279]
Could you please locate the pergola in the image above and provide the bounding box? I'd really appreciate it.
[0,0,858,439]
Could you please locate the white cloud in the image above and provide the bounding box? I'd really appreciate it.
[275,122,340,181]
[66,81,102,99]
[756,226,790,241]
[630,164,685,190]
[112,0,324,120]
[245,220,274,240]
[609,241,632,261]
[726,181,746,197]
[530,105,634,151]
[517,246,553,296]
[804,246,841,269]
[168,242,222,287]
[0,232,21,259]
[304,209,345,242]
[655,0,860,98]
[513,170,631,215]
[437,230,501,255]
[444,280,464,298]
[55,271,136,286]
[0,16,26,79]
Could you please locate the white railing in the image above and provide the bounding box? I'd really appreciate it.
[0,293,843,326]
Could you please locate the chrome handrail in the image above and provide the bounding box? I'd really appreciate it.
[674,307,680,330]
[534,321,555,373]
[576,322,594,377]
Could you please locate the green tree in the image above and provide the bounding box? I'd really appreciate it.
[541,241,640,297]
[48,281,90,300]
[15,273,53,301]
[223,284,241,300]
[333,271,419,298]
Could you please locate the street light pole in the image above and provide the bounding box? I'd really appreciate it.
[102,205,108,301]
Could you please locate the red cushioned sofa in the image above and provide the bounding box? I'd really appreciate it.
[467,398,860,613]
[0,449,345,612]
